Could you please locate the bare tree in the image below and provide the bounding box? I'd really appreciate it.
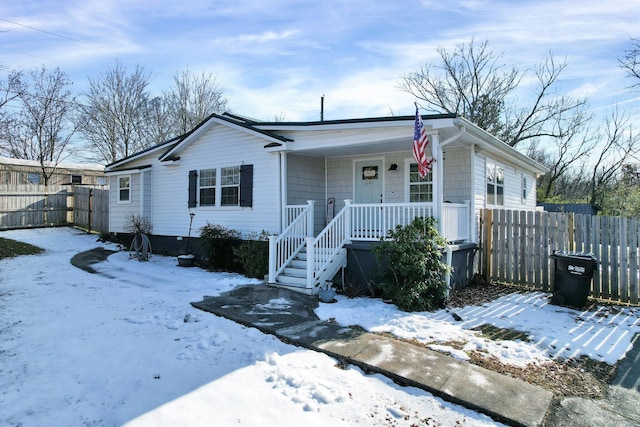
[399,39,519,139]
[2,66,77,185]
[527,117,597,200]
[163,69,228,135]
[143,95,174,145]
[78,61,151,163]
[399,38,588,148]
[619,38,640,87]
[586,109,640,205]
[0,70,25,156]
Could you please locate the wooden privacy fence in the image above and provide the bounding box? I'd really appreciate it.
[481,209,640,305]
[0,184,72,229]
[0,184,109,234]
[73,186,109,235]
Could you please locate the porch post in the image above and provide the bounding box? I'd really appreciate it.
[344,199,352,241]
[431,133,442,231]
[306,237,315,288]
[306,200,315,237]
[268,236,276,283]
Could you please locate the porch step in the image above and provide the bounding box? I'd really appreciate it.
[290,259,307,269]
[275,273,307,287]
[283,267,306,278]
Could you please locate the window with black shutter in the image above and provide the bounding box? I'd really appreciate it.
[188,170,198,208]
[240,164,253,207]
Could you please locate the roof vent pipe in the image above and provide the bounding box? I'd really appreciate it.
[320,95,324,121]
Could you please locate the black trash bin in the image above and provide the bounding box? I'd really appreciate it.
[550,251,597,308]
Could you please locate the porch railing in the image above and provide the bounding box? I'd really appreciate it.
[442,201,471,242]
[269,199,471,290]
[285,204,308,228]
[268,200,315,283]
[350,202,435,240]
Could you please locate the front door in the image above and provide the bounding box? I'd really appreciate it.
[355,159,383,204]
[354,159,384,238]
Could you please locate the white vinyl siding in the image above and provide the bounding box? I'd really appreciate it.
[287,154,325,233]
[442,146,472,203]
[150,124,280,236]
[109,173,141,233]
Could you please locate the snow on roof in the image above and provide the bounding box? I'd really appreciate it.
[0,157,105,172]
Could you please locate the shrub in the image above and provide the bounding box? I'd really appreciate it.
[199,223,241,271]
[124,214,152,235]
[373,217,451,312]
[233,231,270,278]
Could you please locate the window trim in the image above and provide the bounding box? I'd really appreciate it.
[118,175,131,204]
[220,166,241,207]
[486,161,505,206]
[404,158,433,203]
[190,165,252,209]
[198,168,217,207]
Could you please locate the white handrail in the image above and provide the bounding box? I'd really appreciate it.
[308,200,351,286]
[268,200,314,282]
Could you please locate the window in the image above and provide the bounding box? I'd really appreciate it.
[27,172,41,184]
[409,163,433,202]
[199,168,216,206]
[118,176,130,202]
[96,176,108,186]
[71,174,82,184]
[188,165,252,208]
[486,162,504,205]
[221,166,240,206]
[521,174,527,203]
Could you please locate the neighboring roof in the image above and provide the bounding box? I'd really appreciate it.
[538,203,602,215]
[0,157,105,172]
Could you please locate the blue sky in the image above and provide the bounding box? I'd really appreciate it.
[1,0,639,122]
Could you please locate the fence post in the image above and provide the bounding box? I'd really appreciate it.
[88,188,93,232]
[568,213,575,252]
[483,209,493,279]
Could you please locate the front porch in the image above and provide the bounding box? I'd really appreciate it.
[268,199,471,295]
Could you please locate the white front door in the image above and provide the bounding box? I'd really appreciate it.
[355,159,383,204]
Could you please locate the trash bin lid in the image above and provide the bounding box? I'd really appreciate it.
[551,250,597,261]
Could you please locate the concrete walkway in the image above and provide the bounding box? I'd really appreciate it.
[191,284,553,427]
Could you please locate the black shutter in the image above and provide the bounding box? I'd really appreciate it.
[239,164,253,207]
[188,170,198,208]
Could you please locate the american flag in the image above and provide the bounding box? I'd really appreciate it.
[412,106,433,178]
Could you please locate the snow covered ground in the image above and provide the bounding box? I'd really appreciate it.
[1,227,639,426]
